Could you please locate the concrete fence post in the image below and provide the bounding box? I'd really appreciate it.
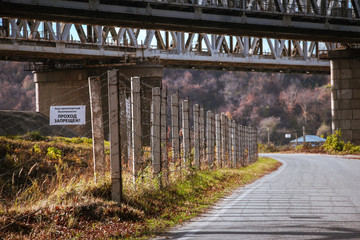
[182,100,191,168]
[131,76,142,185]
[106,71,122,202]
[151,87,161,176]
[161,89,168,183]
[253,128,256,163]
[252,128,255,163]
[240,125,243,166]
[126,96,133,170]
[253,128,256,162]
[206,110,213,168]
[171,94,180,165]
[235,123,238,167]
[211,112,215,168]
[88,76,106,179]
[243,126,247,166]
[252,127,255,163]
[242,125,246,166]
[199,108,205,166]
[246,126,249,165]
[249,127,251,164]
[249,127,253,163]
[215,114,221,168]
[221,113,226,167]
[247,127,251,164]
[250,126,252,164]
[119,87,128,168]
[255,127,259,161]
[253,127,257,162]
[232,120,236,168]
[193,104,200,168]
[238,123,241,165]
[225,116,230,166]
[228,118,232,167]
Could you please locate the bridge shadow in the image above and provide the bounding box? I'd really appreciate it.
[160,225,360,239]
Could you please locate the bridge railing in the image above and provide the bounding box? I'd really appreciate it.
[125,0,360,19]
[1,0,359,44]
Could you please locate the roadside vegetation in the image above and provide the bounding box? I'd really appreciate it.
[259,129,360,155]
[0,132,281,239]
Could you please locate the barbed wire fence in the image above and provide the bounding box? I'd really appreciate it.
[0,75,113,213]
[89,69,259,203]
[0,66,259,205]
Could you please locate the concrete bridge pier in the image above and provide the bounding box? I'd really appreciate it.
[115,64,163,145]
[329,48,360,145]
[34,64,163,140]
[35,68,104,138]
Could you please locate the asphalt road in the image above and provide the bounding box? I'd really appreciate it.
[160,154,360,240]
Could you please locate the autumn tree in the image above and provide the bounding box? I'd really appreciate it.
[0,61,35,111]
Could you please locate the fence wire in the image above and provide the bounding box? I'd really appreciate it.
[96,69,259,190]
[0,68,259,203]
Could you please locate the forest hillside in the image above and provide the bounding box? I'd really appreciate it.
[0,61,330,145]
[0,61,35,111]
[164,69,331,145]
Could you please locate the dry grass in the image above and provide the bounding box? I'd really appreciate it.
[0,136,281,239]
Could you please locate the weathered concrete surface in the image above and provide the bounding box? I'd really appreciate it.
[0,110,77,137]
[35,68,106,138]
[158,154,360,239]
[329,48,360,145]
[89,76,106,176]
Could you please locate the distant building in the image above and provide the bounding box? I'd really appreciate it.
[290,135,326,147]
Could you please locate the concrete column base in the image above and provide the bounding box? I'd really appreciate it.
[35,68,105,138]
[329,48,360,145]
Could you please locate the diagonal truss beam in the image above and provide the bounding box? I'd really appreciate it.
[0,18,334,73]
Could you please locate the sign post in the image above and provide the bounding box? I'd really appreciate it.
[49,105,86,125]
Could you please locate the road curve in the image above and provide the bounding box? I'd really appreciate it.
[159,154,360,240]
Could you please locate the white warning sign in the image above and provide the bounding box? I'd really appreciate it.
[50,105,86,125]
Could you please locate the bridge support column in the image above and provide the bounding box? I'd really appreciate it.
[34,63,163,140]
[329,48,360,145]
[35,68,105,138]
[116,64,163,145]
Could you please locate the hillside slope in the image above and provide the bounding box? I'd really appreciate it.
[0,110,77,137]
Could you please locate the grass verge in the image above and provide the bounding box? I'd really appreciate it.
[0,136,281,239]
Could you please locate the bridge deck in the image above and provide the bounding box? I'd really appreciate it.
[1,0,360,42]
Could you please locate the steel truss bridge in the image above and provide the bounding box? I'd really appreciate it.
[0,18,336,73]
[1,0,360,43]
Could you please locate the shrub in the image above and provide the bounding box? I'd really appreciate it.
[47,147,62,160]
[323,129,344,152]
[258,143,278,153]
[22,131,46,141]
[350,145,360,154]
[295,145,303,151]
[322,129,360,154]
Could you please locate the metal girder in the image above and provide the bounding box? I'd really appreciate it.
[0,0,360,42]
[351,0,360,18]
[0,18,333,73]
